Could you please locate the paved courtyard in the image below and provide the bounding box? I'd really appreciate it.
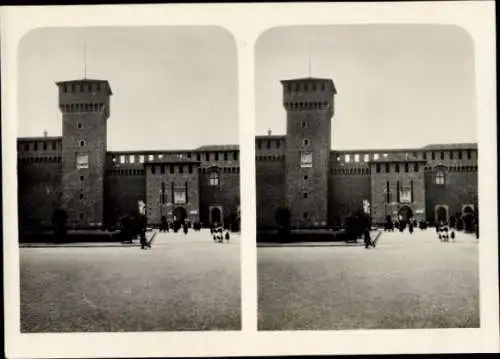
[20,230,241,332]
[258,229,479,330]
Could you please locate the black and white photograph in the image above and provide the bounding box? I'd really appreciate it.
[256,25,481,331]
[15,26,241,332]
[2,3,498,358]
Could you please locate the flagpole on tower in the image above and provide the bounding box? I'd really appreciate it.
[83,44,87,79]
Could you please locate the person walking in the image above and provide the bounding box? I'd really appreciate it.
[183,222,188,235]
[139,213,151,250]
[409,221,414,234]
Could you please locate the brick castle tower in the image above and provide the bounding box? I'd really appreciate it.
[282,78,336,226]
[57,79,112,228]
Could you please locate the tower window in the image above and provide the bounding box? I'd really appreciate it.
[80,193,84,200]
[79,140,86,147]
[148,154,154,162]
[52,141,57,150]
[450,151,454,159]
[301,152,313,168]
[354,154,360,163]
[77,122,83,129]
[405,163,409,172]
[385,164,390,173]
[224,152,228,161]
[234,151,239,161]
[209,171,219,186]
[440,151,444,160]
[129,155,135,164]
[276,140,281,149]
[76,153,89,169]
[376,164,380,173]
[304,175,308,180]
[43,142,47,150]
[79,213,84,220]
[267,141,271,149]
[344,154,350,163]
[432,152,436,160]
[364,154,369,162]
[34,142,38,151]
[301,121,307,128]
[303,193,308,198]
[303,139,309,146]
[467,150,471,159]
[373,153,379,160]
[80,175,84,181]
[458,151,463,160]
[435,171,445,185]
[395,163,400,173]
[303,212,308,219]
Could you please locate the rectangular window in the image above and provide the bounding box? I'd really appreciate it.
[267,140,271,149]
[52,141,57,150]
[224,152,228,161]
[34,142,38,151]
[257,141,262,149]
[76,153,89,169]
[450,151,454,160]
[276,140,281,149]
[179,165,183,174]
[414,163,419,172]
[404,163,409,172]
[354,154,360,163]
[148,154,154,162]
[301,152,313,168]
[170,165,174,174]
[410,180,414,203]
[440,151,444,160]
[364,154,369,162]
[161,182,165,204]
[396,181,400,202]
[151,166,156,174]
[174,190,186,204]
[234,151,239,161]
[161,165,165,174]
[385,164,389,173]
[197,153,201,161]
[467,150,471,159]
[139,155,145,163]
[43,142,47,150]
[432,152,436,160]
[215,152,219,161]
[423,152,427,160]
[376,164,381,173]
[373,153,379,160]
[206,152,210,161]
[395,163,400,173]
[129,155,135,164]
[458,151,463,160]
[189,164,193,174]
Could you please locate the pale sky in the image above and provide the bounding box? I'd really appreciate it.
[18,26,238,151]
[256,25,477,150]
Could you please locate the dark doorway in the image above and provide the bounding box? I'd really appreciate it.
[211,207,222,225]
[436,206,448,223]
[398,206,413,222]
[173,207,187,232]
[463,206,474,232]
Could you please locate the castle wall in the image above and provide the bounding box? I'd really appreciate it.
[256,157,285,228]
[199,167,240,225]
[17,159,62,230]
[328,171,371,225]
[425,167,478,222]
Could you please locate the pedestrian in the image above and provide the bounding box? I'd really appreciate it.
[183,222,188,235]
[139,213,151,250]
[409,222,414,234]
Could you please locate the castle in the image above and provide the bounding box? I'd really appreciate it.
[17,77,478,231]
[255,77,478,228]
[17,79,240,230]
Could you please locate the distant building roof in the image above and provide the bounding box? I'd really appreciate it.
[195,144,239,151]
[422,143,477,150]
[18,136,62,141]
[55,79,113,95]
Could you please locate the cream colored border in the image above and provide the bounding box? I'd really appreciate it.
[1,2,497,357]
